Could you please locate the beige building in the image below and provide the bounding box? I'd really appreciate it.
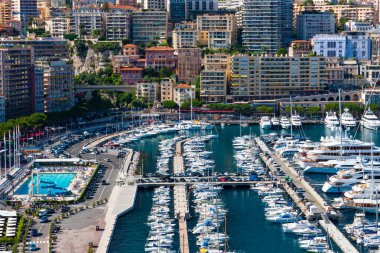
[172,22,198,50]
[325,57,344,90]
[230,54,327,100]
[200,53,230,102]
[160,78,175,101]
[136,82,158,104]
[294,4,375,23]
[173,84,195,105]
[176,48,202,82]
[196,13,236,49]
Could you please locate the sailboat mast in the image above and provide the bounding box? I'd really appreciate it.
[190,89,193,122]
[290,96,293,138]
[338,89,343,157]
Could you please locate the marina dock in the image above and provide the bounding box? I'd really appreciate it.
[255,137,359,253]
[173,141,190,253]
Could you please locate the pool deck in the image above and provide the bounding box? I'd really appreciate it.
[97,150,138,253]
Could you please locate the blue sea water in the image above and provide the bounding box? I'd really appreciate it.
[15,173,76,195]
[109,124,380,253]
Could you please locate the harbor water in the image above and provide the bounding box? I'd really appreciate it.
[109,124,380,253]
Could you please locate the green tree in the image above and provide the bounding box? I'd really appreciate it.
[276,47,287,56]
[162,100,178,110]
[307,106,320,116]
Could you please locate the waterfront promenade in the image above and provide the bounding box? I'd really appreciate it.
[97,150,138,253]
[255,137,358,253]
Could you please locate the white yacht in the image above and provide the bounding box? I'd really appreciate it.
[324,111,339,129]
[295,133,380,169]
[322,165,380,193]
[360,109,380,131]
[259,116,272,129]
[341,108,356,128]
[271,117,280,126]
[280,116,291,129]
[290,112,302,126]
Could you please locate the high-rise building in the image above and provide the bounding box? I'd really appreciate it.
[143,0,166,10]
[71,8,104,36]
[0,0,12,25]
[0,38,69,59]
[169,0,186,23]
[132,10,168,45]
[242,0,293,53]
[0,46,35,119]
[34,66,44,113]
[49,16,71,38]
[35,59,75,113]
[185,0,218,21]
[177,48,201,82]
[230,55,327,100]
[296,11,335,40]
[172,22,198,49]
[11,0,38,24]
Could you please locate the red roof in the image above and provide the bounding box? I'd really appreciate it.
[291,40,311,44]
[145,46,175,51]
[175,84,192,89]
[108,3,137,10]
[120,67,143,71]
[123,44,139,48]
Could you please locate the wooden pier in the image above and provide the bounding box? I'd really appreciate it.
[255,137,359,253]
[173,141,190,253]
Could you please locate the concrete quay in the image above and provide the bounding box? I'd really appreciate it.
[173,141,190,253]
[97,150,138,253]
[255,137,358,253]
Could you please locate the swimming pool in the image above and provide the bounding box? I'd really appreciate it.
[15,173,76,196]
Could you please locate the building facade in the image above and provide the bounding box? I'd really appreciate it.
[242,0,293,53]
[345,32,371,60]
[185,0,218,21]
[311,34,346,58]
[169,0,186,23]
[35,59,75,113]
[176,48,201,82]
[71,8,103,35]
[196,14,236,49]
[230,55,327,100]
[104,7,133,41]
[172,22,198,49]
[296,11,335,41]
[136,82,158,104]
[145,46,177,69]
[173,83,195,105]
[160,77,175,101]
[132,10,168,45]
[0,47,35,119]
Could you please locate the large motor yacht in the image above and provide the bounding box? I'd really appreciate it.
[280,116,291,129]
[321,165,380,193]
[324,111,339,129]
[360,109,380,131]
[260,116,272,129]
[341,108,356,128]
[290,112,302,127]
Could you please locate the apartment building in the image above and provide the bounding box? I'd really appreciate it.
[49,16,70,38]
[136,82,158,103]
[173,83,195,105]
[71,8,103,35]
[242,0,293,53]
[230,55,327,100]
[0,38,69,59]
[0,46,35,119]
[200,53,230,102]
[169,0,186,23]
[0,0,12,25]
[288,40,312,57]
[132,10,168,45]
[35,59,75,113]
[11,0,38,23]
[34,66,44,113]
[196,14,236,49]
[185,0,218,21]
[172,22,198,49]
[176,48,201,82]
[143,0,166,10]
[345,31,371,60]
[104,6,133,41]
[296,11,335,40]
[160,78,176,101]
[145,46,177,70]
[115,67,143,85]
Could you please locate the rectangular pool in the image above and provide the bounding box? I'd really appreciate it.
[15,173,76,196]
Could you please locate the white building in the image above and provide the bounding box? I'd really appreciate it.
[71,8,103,35]
[173,83,195,105]
[345,31,371,60]
[172,22,198,49]
[104,8,132,41]
[345,21,374,32]
[311,34,346,58]
[48,16,70,38]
